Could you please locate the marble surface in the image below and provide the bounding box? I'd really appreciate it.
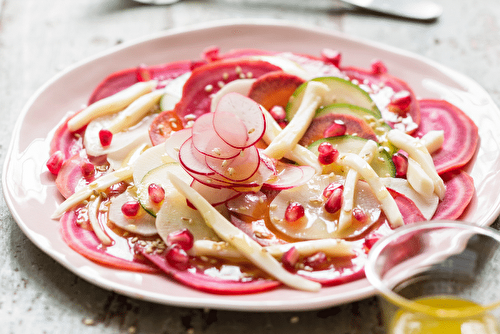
[1,0,500,333]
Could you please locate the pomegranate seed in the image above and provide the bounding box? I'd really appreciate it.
[166,244,190,270]
[321,48,342,68]
[121,201,140,217]
[371,59,388,75]
[80,162,95,179]
[99,129,113,147]
[281,246,300,271]
[324,187,343,214]
[352,207,368,223]
[167,229,194,251]
[46,151,64,175]
[322,182,343,198]
[305,252,328,270]
[202,45,220,62]
[269,105,286,122]
[317,142,339,165]
[364,233,382,250]
[148,183,165,204]
[323,120,346,138]
[392,152,409,178]
[136,64,151,82]
[388,91,412,114]
[284,202,305,223]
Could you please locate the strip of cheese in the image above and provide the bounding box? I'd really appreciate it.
[67,80,158,131]
[388,129,445,199]
[167,172,321,292]
[263,81,329,160]
[189,239,354,260]
[88,195,112,246]
[338,140,378,231]
[51,166,133,219]
[107,89,164,134]
[261,107,322,174]
[337,153,404,228]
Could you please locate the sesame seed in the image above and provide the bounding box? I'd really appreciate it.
[247,72,253,78]
[235,66,242,74]
[212,147,221,155]
[217,81,225,88]
[204,84,213,92]
[222,72,229,80]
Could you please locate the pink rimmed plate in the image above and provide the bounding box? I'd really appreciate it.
[4,19,500,311]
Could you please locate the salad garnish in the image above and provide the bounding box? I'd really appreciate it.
[46,46,478,294]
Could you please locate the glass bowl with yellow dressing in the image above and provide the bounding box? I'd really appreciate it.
[365,220,500,334]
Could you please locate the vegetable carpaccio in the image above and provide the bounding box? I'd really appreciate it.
[47,46,478,294]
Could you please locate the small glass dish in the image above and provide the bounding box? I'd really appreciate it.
[365,220,500,333]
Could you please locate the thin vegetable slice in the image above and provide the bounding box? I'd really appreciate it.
[432,170,475,220]
[414,99,479,174]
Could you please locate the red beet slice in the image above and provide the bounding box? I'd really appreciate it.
[173,59,281,124]
[413,99,479,174]
[432,170,475,220]
[60,210,158,273]
[342,66,421,133]
[248,71,305,111]
[88,60,192,104]
[135,243,281,295]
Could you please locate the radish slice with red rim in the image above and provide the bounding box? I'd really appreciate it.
[212,110,249,149]
[263,163,315,190]
[178,138,216,176]
[191,113,242,159]
[214,92,266,148]
[190,180,241,206]
[165,128,192,161]
[205,145,260,182]
[413,99,479,175]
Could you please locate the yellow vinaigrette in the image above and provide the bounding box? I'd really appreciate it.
[390,296,500,334]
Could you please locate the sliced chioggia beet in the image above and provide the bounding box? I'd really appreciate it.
[49,112,85,160]
[60,210,158,273]
[387,129,445,199]
[68,81,158,132]
[414,99,479,175]
[308,136,395,178]
[173,59,281,124]
[166,172,321,292]
[88,60,192,105]
[248,71,305,111]
[286,76,380,122]
[263,81,330,160]
[269,173,383,240]
[108,190,157,236]
[432,170,474,220]
[55,153,93,199]
[52,166,133,218]
[136,162,192,217]
[135,243,281,295]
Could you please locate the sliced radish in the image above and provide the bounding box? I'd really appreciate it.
[191,113,242,159]
[214,92,266,148]
[432,170,475,220]
[190,180,241,206]
[263,163,315,190]
[165,128,192,162]
[205,145,260,182]
[414,99,479,174]
[212,111,249,149]
[178,138,216,176]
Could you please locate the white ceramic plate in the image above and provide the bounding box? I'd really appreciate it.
[4,20,500,312]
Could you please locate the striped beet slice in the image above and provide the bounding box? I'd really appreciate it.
[414,99,479,174]
[432,170,475,220]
